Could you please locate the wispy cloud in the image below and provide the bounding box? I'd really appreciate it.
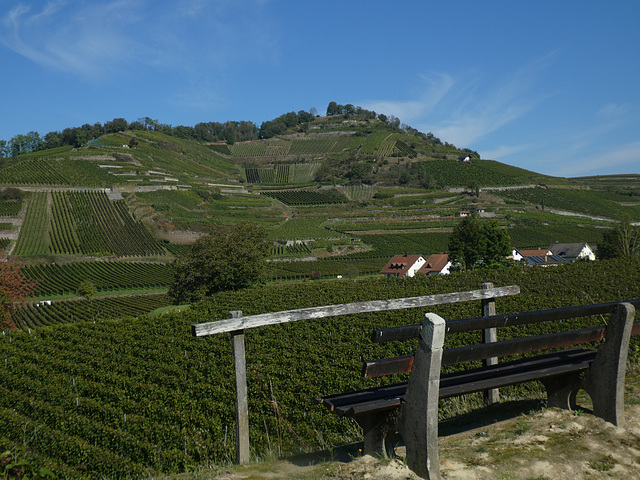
[0,1,146,79]
[0,0,279,81]
[553,141,640,177]
[598,102,630,118]
[363,53,557,149]
[361,73,455,122]
[482,143,530,161]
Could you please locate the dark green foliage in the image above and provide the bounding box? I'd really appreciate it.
[599,219,640,259]
[168,223,270,303]
[76,280,96,301]
[449,216,511,270]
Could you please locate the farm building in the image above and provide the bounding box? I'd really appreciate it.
[380,254,426,278]
[511,248,567,267]
[417,254,451,275]
[548,242,596,262]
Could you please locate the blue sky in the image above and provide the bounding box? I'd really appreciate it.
[1,1,639,177]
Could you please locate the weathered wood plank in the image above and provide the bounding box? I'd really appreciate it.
[441,326,605,365]
[230,311,250,464]
[364,326,605,377]
[371,299,640,343]
[192,285,520,337]
[364,354,414,378]
[482,282,499,404]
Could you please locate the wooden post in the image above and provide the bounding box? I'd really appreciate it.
[230,310,250,464]
[399,313,446,480]
[481,283,499,404]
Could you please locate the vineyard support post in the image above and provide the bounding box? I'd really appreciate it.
[230,310,250,464]
[482,282,499,404]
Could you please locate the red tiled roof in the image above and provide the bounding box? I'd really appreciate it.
[418,254,450,274]
[380,254,425,277]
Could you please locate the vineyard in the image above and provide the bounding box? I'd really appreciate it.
[12,192,50,256]
[268,241,312,257]
[266,255,388,279]
[1,259,639,477]
[25,261,172,296]
[358,232,451,258]
[359,131,394,156]
[232,135,362,159]
[288,136,361,155]
[413,159,552,188]
[14,191,166,257]
[260,189,347,206]
[12,294,171,329]
[0,157,120,186]
[244,163,321,184]
[0,199,22,216]
[497,187,640,220]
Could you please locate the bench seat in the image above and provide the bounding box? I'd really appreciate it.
[316,347,597,417]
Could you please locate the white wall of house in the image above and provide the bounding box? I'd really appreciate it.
[407,256,426,277]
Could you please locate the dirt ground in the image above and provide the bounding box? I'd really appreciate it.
[177,368,640,480]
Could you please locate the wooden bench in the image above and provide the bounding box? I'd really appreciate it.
[315,300,638,480]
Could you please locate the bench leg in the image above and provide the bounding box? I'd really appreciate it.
[540,373,581,410]
[355,411,397,458]
[582,302,635,426]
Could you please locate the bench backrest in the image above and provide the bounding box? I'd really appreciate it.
[364,299,640,378]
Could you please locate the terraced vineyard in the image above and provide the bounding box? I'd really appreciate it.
[0,157,120,186]
[12,294,172,329]
[497,187,640,220]
[231,139,291,157]
[244,162,321,184]
[288,136,361,155]
[12,192,50,256]
[261,189,346,206]
[25,261,172,296]
[414,159,552,188]
[0,199,22,216]
[14,191,166,257]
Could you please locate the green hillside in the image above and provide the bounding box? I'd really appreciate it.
[1,107,639,286]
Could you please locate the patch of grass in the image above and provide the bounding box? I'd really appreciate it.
[511,416,533,437]
[589,454,616,472]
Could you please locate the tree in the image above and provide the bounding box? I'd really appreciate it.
[168,223,270,303]
[0,251,39,329]
[599,219,640,259]
[448,216,511,270]
[76,280,97,301]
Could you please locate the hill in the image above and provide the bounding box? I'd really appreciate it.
[0,105,639,308]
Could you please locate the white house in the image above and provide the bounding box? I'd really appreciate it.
[380,254,427,278]
[548,242,596,262]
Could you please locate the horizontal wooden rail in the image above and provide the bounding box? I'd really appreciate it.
[364,326,607,378]
[192,285,520,337]
[372,298,640,343]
